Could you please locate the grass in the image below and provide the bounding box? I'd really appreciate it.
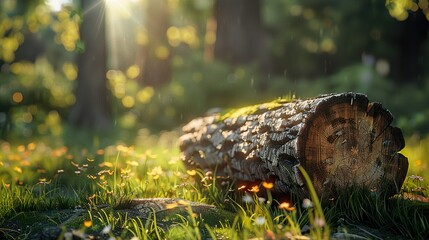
[0,129,428,239]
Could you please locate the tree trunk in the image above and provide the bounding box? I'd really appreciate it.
[140,0,171,87]
[69,0,111,129]
[213,0,268,67]
[394,11,429,84]
[179,93,408,199]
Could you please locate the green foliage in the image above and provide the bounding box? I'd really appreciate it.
[324,187,429,239]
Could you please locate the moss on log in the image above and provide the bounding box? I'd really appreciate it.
[179,93,408,199]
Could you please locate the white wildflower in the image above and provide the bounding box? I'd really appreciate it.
[255,216,266,225]
[302,198,313,208]
[409,175,424,181]
[314,217,325,227]
[64,232,73,240]
[101,224,111,234]
[242,193,253,203]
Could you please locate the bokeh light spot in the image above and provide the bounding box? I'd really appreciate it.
[12,92,23,103]
[137,87,154,104]
[122,96,135,108]
[126,64,140,79]
[155,46,170,60]
[136,30,149,45]
[62,63,77,80]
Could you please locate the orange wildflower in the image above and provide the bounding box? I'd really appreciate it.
[279,202,295,211]
[96,149,105,155]
[83,220,92,228]
[249,185,260,193]
[262,181,274,190]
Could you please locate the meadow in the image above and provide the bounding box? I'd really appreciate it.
[0,127,428,239]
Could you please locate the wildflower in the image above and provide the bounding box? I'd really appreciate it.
[57,169,64,173]
[187,169,197,176]
[96,149,105,155]
[242,193,253,203]
[38,178,51,185]
[120,168,131,174]
[265,230,276,240]
[27,142,36,151]
[255,216,266,225]
[409,175,424,182]
[279,202,295,211]
[13,167,22,173]
[126,160,139,166]
[17,145,25,152]
[262,181,274,190]
[302,198,313,208]
[64,232,73,240]
[116,144,128,152]
[249,185,260,193]
[258,197,266,204]
[101,224,111,234]
[313,217,325,227]
[147,166,164,180]
[237,185,246,190]
[84,220,92,228]
[100,161,114,168]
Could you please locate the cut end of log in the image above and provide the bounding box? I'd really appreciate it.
[180,92,408,199]
[297,93,408,197]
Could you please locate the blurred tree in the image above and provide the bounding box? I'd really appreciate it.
[214,0,268,68]
[140,0,172,87]
[263,0,429,83]
[69,0,112,129]
[393,10,428,84]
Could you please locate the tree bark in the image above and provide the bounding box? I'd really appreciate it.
[179,93,408,199]
[69,0,111,129]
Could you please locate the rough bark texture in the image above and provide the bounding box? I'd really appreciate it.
[179,93,408,198]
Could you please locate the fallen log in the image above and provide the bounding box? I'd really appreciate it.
[179,93,408,199]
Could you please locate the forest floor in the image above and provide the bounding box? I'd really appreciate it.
[0,129,428,239]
